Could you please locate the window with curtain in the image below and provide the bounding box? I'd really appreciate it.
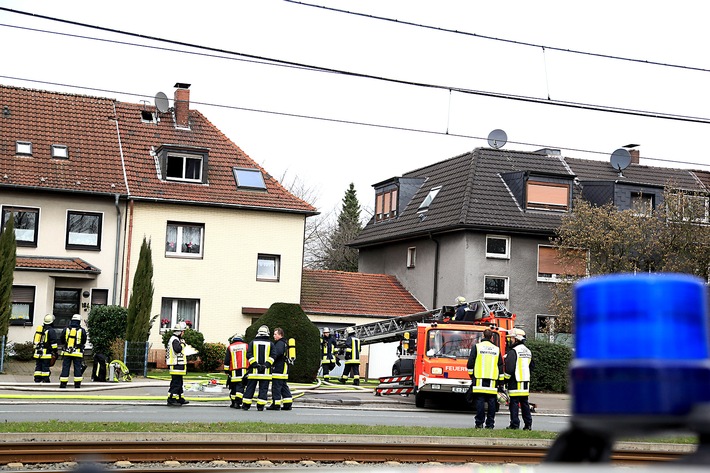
[161,298,199,330]
[257,254,280,281]
[165,222,204,257]
[538,245,587,282]
[11,286,35,326]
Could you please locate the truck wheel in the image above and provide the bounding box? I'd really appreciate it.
[392,366,400,376]
[415,391,427,408]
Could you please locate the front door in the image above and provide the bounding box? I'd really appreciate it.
[53,288,80,330]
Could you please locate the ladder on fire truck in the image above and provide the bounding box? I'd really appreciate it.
[332,300,515,397]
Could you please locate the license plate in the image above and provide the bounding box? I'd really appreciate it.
[452,386,468,393]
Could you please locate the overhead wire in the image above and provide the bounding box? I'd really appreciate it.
[1,7,710,170]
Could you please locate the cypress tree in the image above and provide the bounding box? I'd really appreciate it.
[0,214,16,339]
[125,236,154,342]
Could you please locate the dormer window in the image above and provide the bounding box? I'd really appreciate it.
[418,186,442,212]
[51,145,68,159]
[16,141,32,155]
[375,188,398,221]
[156,146,208,184]
[141,110,157,122]
[526,181,569,211]
[233,168,266,190]
[167,154,202,181]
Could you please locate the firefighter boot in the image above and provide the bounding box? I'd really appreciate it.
[229,399,237,408]
[281,403,292,411]
[59,381,67,389]
[353,379,360,386]
[177,396,190,405]
[266,403,280,411]
[74,382,81,389]
[241,403,251,411]
[167,396,179,406]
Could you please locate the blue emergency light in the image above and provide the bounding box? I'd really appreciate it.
[571,273,710,418]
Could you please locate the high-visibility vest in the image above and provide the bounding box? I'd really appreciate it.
[321,336,335,363]
[166,335,186,375]
[247,338,274,380]
[225,340,249,381]
[470,340,501,395]
[344,336,361,364]
[508,344,532,397]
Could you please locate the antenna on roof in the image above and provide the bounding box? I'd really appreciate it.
[154,92,169,114]
[487,129,507,149]
[610,148,632,177]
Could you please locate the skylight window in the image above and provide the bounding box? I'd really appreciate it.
[233,168,266,190]
[418,186,442,211]
[51,145,68,159]
[16,141,32,155]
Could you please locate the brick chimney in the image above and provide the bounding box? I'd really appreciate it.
[173,82,191,128]
[624,144,640,164]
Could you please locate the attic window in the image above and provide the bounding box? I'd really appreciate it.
[418,186,442,212]
[16,141,32,155]
[167,154,202,182]
[233,168,266,190]
[141,110,156,122]
[51,145,68,159]
[526,181,569,211]
[375,188,398,221]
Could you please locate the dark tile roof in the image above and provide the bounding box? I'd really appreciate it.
[16,256,101,273]
[352,148,574,247]
[0,85,128,195]
[0,84,317,214]
[300,269,425,317]
[565,157,705,191]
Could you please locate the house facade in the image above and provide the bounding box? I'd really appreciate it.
[351,147,708,337]
[1,83,316,348]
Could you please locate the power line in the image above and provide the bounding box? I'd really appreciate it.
[283,0,710,75]
[3,74,709,171]
[2,8,710,126]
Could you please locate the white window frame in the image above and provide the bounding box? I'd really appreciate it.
[683,195,710,223]
[165,222,204,258]
[16,141,32,155]
[161,298,200,331]
[630,191,654,217]
[418,186,442,212]
[51,144,69,159]
[484,275,509,300]
[257,254,280,281]
[485,235,510,259]
[407,247,416,268]
[166,154,203,182]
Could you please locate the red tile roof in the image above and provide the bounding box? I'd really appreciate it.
[0,84,317,214]
[300,269,425,317]
[16,256,101,273]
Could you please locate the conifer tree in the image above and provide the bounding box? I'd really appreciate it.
[320,183,362,272]
[125,237,154,342]
[0,214,16,339]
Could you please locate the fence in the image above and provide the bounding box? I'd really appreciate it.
[122,340,150,377]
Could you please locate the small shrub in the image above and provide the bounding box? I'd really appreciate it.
[87,305,128,357]
[9,341,35,361]
[199,342,226,372]
[527,339,573,393]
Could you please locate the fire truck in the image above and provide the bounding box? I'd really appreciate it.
[333,300,516,408]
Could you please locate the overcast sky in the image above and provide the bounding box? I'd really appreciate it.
[2,1,710,220]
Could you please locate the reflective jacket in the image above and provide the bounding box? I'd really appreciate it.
[166,334,186,375]
[504,341,533,397]
[343,335,361,364]
[246,335,274,380]
[321,334,336,364]
[33,324,58,359]
[272,337,290,380]
[466,338,504,395]
[224,340,249,382]
[61,322,87,357]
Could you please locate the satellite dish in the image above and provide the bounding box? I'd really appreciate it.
[487,129,507,149]
[155,92,169,113]
[610,148,632,172]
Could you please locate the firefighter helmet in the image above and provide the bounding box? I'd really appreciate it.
[455,296,466,305]
[322,327,330,334]
[511,328,526,341]
[346,326,355,335]
[229,333,243,343]
[72,313,81,321]
[43,314,55,324]
[257,325,270,337]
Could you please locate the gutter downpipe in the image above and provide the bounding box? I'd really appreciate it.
[113,104,130,306]
[113,194,121,305]
[123,199,134,307]
[429,233,440,309]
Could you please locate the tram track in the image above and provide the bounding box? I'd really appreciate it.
[0,441,687,466]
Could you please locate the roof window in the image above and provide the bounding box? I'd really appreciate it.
[233,168,266,190]
[16,141,32,156]
[141,110,156,122]
[51,145,68,159]
[418,186,442,212]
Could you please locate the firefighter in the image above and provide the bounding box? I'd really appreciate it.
[467,328,504,429]
[320,327,338,382]
[504,328,534,430]
[224,333,249,408]
[268,327,293,411]
[339,326,361,385]
[33,314,59,383]
[166,322,190,406]
[453,296,468,321]
[242,325,274,411]
[59,314,87,388]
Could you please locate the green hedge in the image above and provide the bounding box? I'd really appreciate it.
[87,305,128,357]
[199,342,226,372]
[526,339,573,393]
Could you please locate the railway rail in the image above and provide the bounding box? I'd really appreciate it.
[0,441,685,466]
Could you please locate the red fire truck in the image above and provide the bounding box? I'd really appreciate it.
[333,300,515,408]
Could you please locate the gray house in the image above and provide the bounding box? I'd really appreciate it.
[351,147,708,337]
